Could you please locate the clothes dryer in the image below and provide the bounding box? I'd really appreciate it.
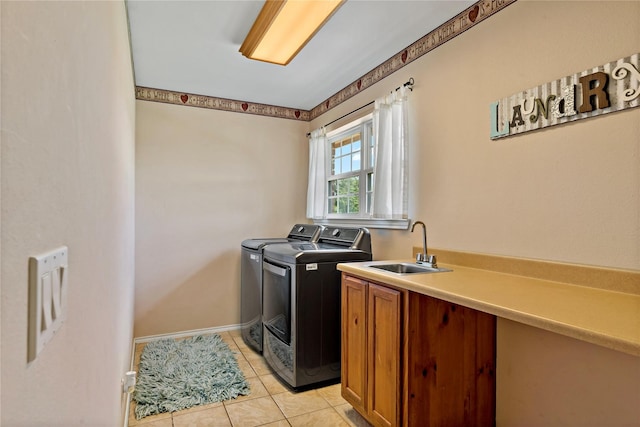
[261,227,372,388]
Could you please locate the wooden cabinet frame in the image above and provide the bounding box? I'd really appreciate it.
[341,273,496,427]
[341,275,369,410]
[367,283,402,427]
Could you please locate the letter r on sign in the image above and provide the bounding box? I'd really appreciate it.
[578,72,610,113]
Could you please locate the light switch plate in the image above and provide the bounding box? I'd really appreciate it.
[28,246,68,362]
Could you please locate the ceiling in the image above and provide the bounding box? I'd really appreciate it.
[126,0,475,111]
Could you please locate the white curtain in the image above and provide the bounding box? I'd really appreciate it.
[372,85,409,219]
[306,128,327,219]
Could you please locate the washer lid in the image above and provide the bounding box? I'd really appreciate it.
[263,241,372,264]
[241,238,293,251]
[241,224,323,250]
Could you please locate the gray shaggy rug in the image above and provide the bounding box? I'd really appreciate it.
[133,334,249,419]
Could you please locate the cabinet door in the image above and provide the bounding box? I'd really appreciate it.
[341,275,368,412]
[405,292,496,427]
[368,283,402,427]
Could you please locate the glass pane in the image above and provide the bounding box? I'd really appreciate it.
[368,125,375,168]
[328,177,360,214]
[341,156,351,174]
[352,151,361,171]
[367,173,373,213]
[342,138,351,154]
[332,140,342,157]
[334,179,341,195]
[329,198,338,214]
[349,176,360,195]
[338,197,347,213]
[334,158,341,175]
[329,180,337,196]
[369,145,375,168]
[351,137,359,152]
[349,195,359,213]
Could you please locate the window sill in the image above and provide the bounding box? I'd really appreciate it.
[312,217,410,230]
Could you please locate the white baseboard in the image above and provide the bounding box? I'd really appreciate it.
[133,323,242,344]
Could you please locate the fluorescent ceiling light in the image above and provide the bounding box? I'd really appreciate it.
[240,0,345,66]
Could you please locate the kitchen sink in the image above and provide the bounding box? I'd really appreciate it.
[370,263,452,274]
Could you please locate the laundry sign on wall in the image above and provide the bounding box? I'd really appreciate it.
[490,53,639,139]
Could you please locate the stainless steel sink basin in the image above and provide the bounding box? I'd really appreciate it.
[370,263,452,274]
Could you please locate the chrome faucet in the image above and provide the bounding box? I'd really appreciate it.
[410,220,437,268]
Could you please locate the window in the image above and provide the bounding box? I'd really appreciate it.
[307,87,410,229]
[327,117,374,218]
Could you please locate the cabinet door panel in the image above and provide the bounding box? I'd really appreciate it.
[406,292,496,427]
[368,283,401,427]
[341,275,368,411]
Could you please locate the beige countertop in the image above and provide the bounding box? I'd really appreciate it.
[337,260,640,357]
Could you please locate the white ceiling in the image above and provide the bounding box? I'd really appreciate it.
[126,0,475,111]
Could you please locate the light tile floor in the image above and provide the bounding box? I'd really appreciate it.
[129,329,372,427]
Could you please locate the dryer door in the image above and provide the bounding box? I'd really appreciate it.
[262,259,292,345]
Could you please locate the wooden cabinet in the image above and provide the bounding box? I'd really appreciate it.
[342,275,401,427]
[341,273,496,427]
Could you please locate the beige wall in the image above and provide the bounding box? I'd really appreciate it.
[1,1,135,425]
[497,319,639,426]
[312,1,639,270]
[134,101,308,337]
[309,1,640,425]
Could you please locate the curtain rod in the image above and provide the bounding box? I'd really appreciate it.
[306,77,414,137]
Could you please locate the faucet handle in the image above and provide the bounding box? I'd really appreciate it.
[426,254,437,268]
[416,254,438,268]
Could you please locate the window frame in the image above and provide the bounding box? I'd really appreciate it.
[326,117,373,219]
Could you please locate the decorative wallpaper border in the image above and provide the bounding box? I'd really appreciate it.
[135,0,515,121]
[310,0,516,120]
[135,87,310,121]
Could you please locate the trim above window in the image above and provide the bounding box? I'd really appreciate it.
[326,113,373,138]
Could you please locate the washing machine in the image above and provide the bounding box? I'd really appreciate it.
[240,224,323,353]
[261,227,372,388]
